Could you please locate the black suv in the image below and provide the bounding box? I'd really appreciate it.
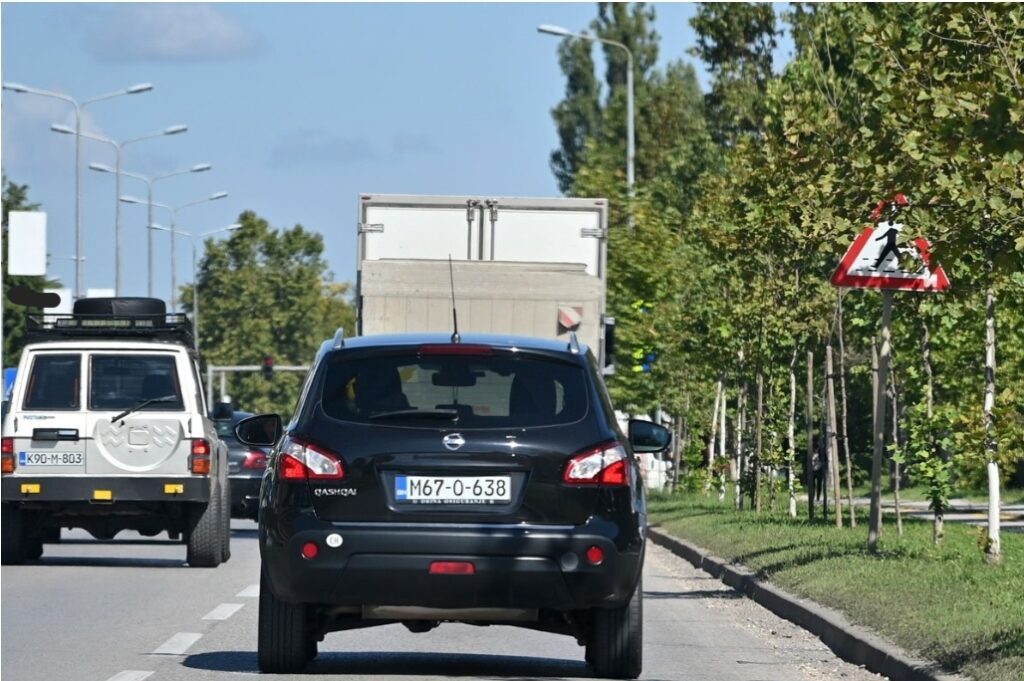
[236,332,671,678]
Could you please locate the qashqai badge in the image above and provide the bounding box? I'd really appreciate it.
[443,433,465,451]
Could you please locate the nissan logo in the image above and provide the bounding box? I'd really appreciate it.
[442,433,465,451]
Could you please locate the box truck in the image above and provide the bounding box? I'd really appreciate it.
[356,194,613,369]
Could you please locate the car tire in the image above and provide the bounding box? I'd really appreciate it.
[258,567,312,673]
[186,487,223,568]
[588,578,643,679]
[220,480,232,564]
[1,504,26,565]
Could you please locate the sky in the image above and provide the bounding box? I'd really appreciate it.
[2,2,793,305]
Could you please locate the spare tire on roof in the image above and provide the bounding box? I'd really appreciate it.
[73,297,167,317]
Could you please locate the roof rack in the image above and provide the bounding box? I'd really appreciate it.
[27,312,194,347]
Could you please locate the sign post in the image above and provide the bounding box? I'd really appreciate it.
[831,194,949,552]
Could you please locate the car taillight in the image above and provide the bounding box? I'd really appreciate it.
[242,451,268,470]
[1,438,15,475]
[278,436,345,480]
[564,442,630,486]
[191,438,211,475]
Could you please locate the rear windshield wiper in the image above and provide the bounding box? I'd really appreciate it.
[368,408,459,421]
[111,395,178,424]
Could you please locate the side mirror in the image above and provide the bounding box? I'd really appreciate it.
[628,419,672,453]
[235,414,283,448]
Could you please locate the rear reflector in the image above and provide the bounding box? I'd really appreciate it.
[418,344,493,356]
[1,438,15,474]
[429,561,476,575]
[301,542,319,560]
[585,545,605,566]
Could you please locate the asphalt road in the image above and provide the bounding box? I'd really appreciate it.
[1,522,885,681]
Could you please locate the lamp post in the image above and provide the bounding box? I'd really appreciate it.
[148,223,241,350]
[538,24,634,228]
[2,81,153,298]
[89,162,212,296]
[53,124,187,295]
[121,192,229,310]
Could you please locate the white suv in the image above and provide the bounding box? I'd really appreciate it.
[1,298,230,567]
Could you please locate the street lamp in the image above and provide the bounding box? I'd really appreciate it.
[53,123,188,295]
[121,192,229,310]
[148,223,241,350]
[90,161,211,296]
[2,81,153,298]
[538,24,634,227]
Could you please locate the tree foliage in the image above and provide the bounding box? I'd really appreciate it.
[550,2,1024,527]
[181,210,355,416]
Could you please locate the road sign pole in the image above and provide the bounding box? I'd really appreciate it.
[868,289,893,551]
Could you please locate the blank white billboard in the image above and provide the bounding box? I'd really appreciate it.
[7,211,47,276]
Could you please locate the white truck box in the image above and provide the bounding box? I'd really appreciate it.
[356,194,611,366]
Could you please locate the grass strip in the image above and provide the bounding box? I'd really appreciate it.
[648,492,1024,681]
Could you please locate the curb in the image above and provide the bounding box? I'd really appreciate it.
[648,527,970,681]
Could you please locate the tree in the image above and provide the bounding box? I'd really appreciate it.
[2,175,60,368]
[690,2,778,145]
[180,210,356,416]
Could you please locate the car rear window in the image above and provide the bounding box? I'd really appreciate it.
[320,352,588,428]
[89,355,185,411]
[23,354,81,410]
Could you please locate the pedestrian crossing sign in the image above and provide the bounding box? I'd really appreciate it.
[831,222,950,291]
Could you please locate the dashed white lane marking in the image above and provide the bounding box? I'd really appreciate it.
[152,632,203,655]
[202,603,245,620]
[106,672,154,681]
[237,583,260,598]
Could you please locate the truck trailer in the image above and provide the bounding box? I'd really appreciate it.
[356,194,613,369]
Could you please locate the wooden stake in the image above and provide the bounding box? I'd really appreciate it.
[868,291,893,552]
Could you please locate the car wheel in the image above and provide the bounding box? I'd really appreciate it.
[220,480,232,564]
[258,566,312,673]
[588,578,643,679]
[186,486,223,568]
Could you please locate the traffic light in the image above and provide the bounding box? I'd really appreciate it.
[262,355,275,380]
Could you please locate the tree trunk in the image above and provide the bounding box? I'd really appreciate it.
[706,379,722,495]
[719,378,727,503]
[868,291,893,553]
[838,295,856,527]
[736,380,746,510]
[806,350,815,520]
[889,364,903,537]
[984,285,1001,564]
[788,348,798,518]
[671,396,687,493]
[920,314,943,544]
[755,370,764,514]
[826,345,842,528]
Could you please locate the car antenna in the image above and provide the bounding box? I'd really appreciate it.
[449,254,461,344]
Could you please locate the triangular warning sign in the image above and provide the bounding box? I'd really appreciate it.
[831,222,950,292]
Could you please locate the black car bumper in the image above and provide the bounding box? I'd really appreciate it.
[1,475,211,505]
[261,515,644,611]
[229,474,261,516]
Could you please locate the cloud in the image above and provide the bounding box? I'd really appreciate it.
[85,4,261,63]
[391,133,438,157]
[268,129,439,168]
[1,91,108,172]
[269,129,378,167]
